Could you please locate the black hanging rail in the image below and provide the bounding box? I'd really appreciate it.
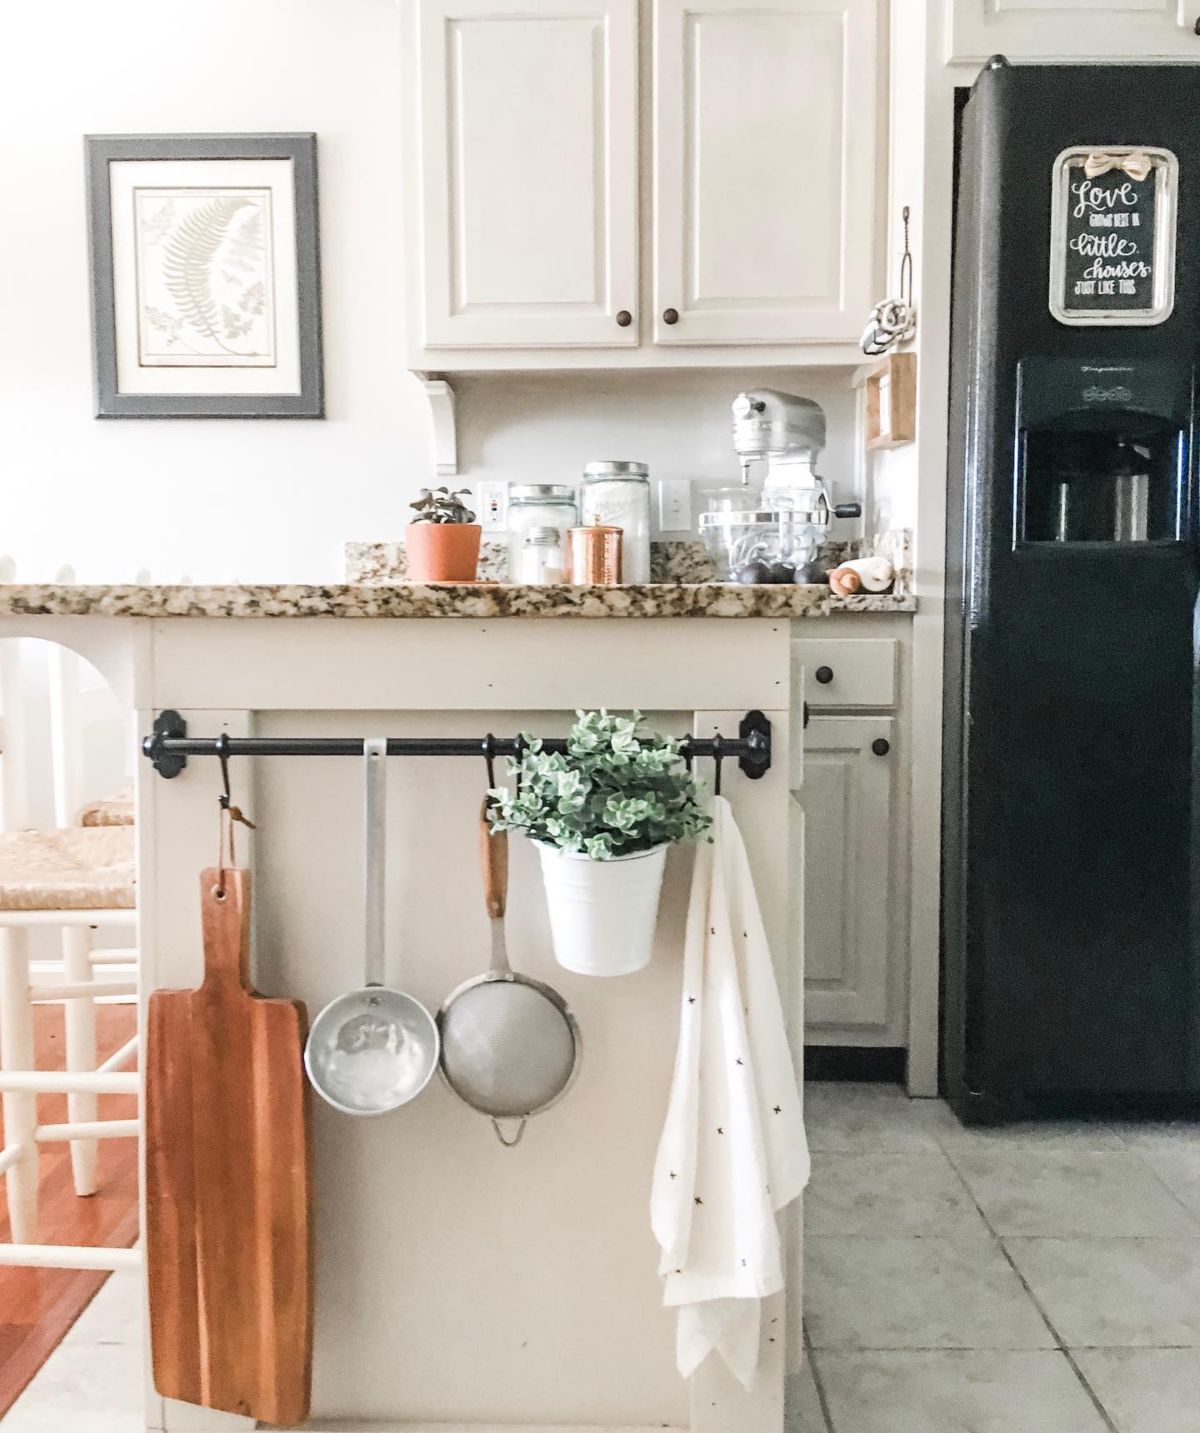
[142,709,772,782]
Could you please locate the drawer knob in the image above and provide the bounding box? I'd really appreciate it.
[616,309,632,327]
[663,307,680,325]
[814,666,834,685]
[871,737,890,757]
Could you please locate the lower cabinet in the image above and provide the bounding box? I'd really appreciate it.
[796,716,895,1030]
[791,628,910,1047]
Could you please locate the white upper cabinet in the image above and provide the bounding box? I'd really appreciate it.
[947,0,1200,62]
[652,0,879,347]
[414,0,639,348]
[408,0,882,366]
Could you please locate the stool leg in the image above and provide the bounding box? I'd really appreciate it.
[0,927,38,1242]
[63,925,98,1197]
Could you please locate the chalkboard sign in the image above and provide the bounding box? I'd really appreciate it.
[1049,146,1177,327]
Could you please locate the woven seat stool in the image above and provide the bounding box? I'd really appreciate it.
[77,786,135,829]
[0,825,138,1257]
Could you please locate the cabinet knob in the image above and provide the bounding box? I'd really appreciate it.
[814,666,834,685]
[871,737,891,757]
[663,307,679,325]
[616,309,632,327]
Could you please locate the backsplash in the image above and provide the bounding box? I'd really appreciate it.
[346,530,912,592]
[347,539,511,585]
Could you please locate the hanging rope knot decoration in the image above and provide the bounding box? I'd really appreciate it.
[861,206,917,357]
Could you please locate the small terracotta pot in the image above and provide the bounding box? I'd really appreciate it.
[405,523,482,582]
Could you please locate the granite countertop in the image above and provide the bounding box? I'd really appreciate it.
[0,582,916,619]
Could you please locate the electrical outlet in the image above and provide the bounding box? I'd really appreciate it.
[476,481,509,532]
[657,478,692,532]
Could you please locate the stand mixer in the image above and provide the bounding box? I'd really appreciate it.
[700,389,861,582]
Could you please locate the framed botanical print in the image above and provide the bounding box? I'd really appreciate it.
[86,133,323,417]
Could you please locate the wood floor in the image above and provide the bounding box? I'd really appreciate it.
[0,1002,139,1418]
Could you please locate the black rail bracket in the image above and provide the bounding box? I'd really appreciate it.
[146,709,188,779]
[738,710,771,780]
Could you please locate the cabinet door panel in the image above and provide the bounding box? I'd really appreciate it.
[948,0,1196,60]
[418,0,639,347]
[653,0,879,345]
[796,716,893,1029]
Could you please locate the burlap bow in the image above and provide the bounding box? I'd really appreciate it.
[1083,151,1152,183]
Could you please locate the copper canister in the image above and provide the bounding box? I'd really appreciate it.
[566,520,623,584]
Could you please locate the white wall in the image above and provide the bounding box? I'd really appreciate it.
[0,0,866,584]
[456,368,860,526]
[2,0,419,584]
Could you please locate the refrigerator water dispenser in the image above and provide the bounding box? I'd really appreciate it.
[1017,357,1189,546]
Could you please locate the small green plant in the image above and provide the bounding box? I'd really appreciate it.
[488,710,712,860]
[409,486,477,525]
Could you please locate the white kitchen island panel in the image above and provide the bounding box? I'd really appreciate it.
[0,610,799,1433]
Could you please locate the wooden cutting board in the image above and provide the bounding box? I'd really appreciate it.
[146,868,312,1427]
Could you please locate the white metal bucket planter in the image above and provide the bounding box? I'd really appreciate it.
[536,841,669,977]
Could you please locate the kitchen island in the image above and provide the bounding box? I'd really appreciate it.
[0,583,839,1433]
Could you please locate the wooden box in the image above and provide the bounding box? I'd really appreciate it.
[860,352,916,450]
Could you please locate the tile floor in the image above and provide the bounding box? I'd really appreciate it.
[8,1081,1200,1431]
[1,1270,142,1431]
[797,1080,1200,1433]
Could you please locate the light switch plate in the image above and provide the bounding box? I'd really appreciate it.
[658,478,692,532]
[476,480,508,532]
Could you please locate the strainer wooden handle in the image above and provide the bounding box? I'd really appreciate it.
[480,799,508,920]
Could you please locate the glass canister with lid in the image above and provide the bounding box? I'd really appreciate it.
[517,526,567,585]
[506,484,578,578]
[580,461,651,583]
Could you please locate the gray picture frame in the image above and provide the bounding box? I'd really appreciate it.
[86,133,323,418]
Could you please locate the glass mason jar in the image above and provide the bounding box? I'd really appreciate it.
[580,461,651,583]
[517,526,566,585]
[506,484,578,578]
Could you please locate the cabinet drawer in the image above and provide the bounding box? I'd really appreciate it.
[793,639,897,708]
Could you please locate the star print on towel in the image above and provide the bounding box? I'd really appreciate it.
[650,796,809,1389]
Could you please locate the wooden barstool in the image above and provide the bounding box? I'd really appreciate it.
[0,826,136,1251]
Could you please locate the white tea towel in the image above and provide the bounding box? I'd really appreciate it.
[651,795,809,1388]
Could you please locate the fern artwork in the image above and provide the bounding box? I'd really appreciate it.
[88,134,321,417]
[134,190,275,367]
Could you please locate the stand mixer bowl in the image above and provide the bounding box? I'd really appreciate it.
[700,507,822,583]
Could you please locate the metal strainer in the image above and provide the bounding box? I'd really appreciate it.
[437,803,581,1146]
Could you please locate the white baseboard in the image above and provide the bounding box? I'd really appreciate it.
[298,1424,688,1433]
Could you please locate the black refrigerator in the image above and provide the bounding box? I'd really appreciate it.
[944,58,1200,1121]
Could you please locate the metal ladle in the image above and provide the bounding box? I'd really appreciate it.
[304,738,440,1115]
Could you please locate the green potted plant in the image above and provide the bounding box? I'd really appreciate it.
[405,486,482,582]
[488,710,711,976]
